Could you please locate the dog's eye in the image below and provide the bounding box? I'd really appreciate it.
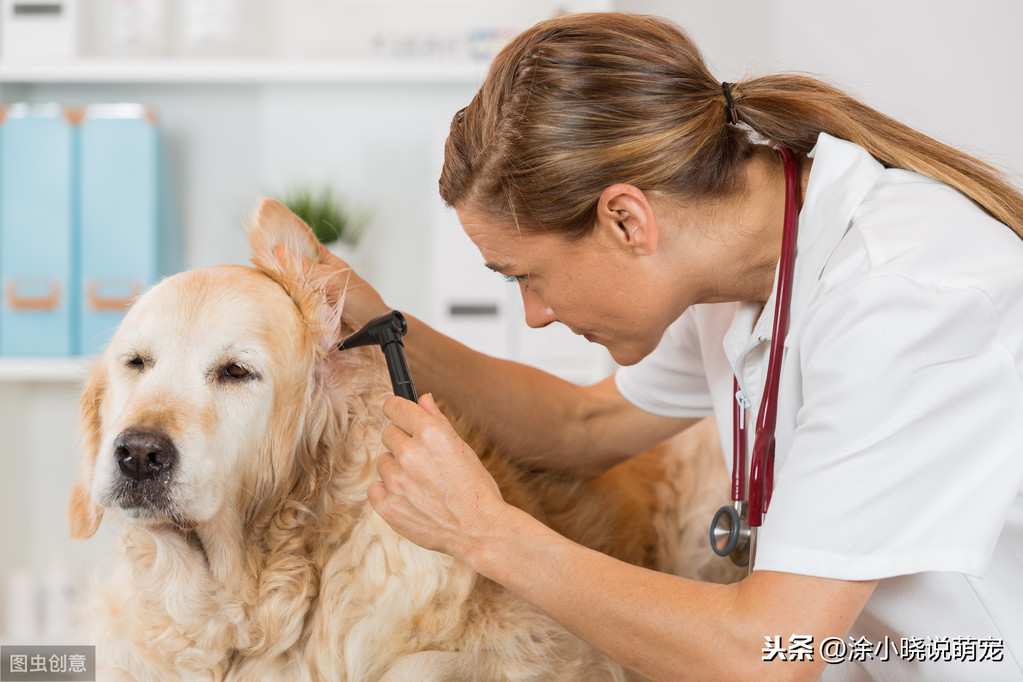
[219,363,254,382]
[125,354,147,372]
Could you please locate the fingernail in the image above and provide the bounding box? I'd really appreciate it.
[274,244,287,262]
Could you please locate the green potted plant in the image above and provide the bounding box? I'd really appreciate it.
[279,186,370,263]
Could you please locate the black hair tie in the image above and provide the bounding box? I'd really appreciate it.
[721,82,739,125]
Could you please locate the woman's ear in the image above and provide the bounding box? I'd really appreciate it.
[595,184,659,255]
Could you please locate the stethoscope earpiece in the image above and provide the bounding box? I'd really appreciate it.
[709,502,750,568]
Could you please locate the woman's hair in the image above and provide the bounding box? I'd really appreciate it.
[439,12,1023,240]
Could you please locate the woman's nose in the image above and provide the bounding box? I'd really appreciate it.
[521,285,557,328]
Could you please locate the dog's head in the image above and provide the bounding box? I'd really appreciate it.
[69,199,377,539]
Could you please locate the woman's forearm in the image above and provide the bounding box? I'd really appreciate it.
[401,314,695,475]
[463,504,874,681]
[401,314,602,471]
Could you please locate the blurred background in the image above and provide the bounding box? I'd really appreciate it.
[1,0,1020,643]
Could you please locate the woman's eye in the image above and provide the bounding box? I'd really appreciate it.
[501,274,529,288]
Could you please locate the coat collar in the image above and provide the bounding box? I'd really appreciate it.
[785,133,886,344]
[723,134,886,371]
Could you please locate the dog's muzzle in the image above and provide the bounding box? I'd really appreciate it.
[111,429,179,516]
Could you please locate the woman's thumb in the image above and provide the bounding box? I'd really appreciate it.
[419,393,444,418]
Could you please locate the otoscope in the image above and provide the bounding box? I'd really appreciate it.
[337,310,418,402]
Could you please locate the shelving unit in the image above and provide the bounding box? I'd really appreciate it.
[0,58,486,85]
[0,52,488,380]
[0,357,91,383]
[0,56,488,384]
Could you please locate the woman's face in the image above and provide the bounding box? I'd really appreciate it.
[456,205,691,366]
[456,151,792,366]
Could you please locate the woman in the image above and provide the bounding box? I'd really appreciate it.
[303,13,1023,679]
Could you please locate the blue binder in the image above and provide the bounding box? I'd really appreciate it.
[77,105,162,355]
[0,103,77,356]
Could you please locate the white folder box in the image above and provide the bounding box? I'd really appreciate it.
[1,0,80,61]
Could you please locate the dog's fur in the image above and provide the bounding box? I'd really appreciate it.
[68,200,740,681]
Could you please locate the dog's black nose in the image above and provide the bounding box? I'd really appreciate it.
[115,430,177,480]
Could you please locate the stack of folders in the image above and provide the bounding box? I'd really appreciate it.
[0,102,179,357]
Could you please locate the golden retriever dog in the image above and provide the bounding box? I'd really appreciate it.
[68,199,739,681]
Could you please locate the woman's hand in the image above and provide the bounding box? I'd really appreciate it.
[368,393,508,559]
[274,243,389,330]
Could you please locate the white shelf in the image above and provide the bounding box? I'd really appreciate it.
[0,357,92,383]
[0,58,488,85]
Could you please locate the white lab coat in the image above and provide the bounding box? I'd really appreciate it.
[616,133,1023,679]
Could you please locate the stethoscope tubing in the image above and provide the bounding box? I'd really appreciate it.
[710,146,800,571]
[747,147,800,528]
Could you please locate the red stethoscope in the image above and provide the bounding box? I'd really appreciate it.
[709,147,800,572]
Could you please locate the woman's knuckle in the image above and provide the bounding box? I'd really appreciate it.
[419,420,449,444]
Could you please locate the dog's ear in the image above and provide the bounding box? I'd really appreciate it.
[68,361,106,539]
[247,198,344,343]
[248,198,325,273]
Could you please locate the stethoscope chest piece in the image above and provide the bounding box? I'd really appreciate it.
[710,501,751,567]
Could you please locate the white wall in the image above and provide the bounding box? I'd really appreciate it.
[618,0,1023,182]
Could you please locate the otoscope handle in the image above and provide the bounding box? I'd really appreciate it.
[337,310,419,402]
[381,338,418,402]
